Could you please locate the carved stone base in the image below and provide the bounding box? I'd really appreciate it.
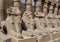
[51,32,60,40]
[10,36,36,42]
[48,38,60,42]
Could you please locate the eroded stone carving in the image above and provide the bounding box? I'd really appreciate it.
[22,0,34,30]
[1,7,23,39]
[34,0,45,30]
[45,3,58,33]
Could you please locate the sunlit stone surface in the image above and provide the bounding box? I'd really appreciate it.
[0,0,60,42]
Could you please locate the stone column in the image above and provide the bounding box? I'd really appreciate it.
[0,0,4,26]
[6,7,23,39]
[25,0,32,11]
[52,6,58,28]
[57,7,60,28]
[49,4,53,14]
[46,4,54,28]
[45,3,57,33]
[45,0,59,6]
[13,0,22,33]
[35,0,41,12]
[47,4,54,18]
[13,0,21,8]
[43,2,48,15]
[34,0,45,30]
[54,7,58,15]
[34,0,45,17]
[54,0,60,7]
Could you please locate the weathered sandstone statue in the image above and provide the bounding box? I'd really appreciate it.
[1,0,23,38]
[56,7,60,31]
[43,2,48,15]
[22,0,36,37]
[52,6,58,28]
[57,8,60,27]
[5,7,23,38]
[27,0,47,35]
[46,3,54,28]
[22,0,34,30]
[45,3,58,33]
[34,0,46,30]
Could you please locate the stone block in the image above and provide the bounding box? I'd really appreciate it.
[51,32,60,40]
[38,34,51,42]
[48,38,60,42]
[22,30,34,37]
[10,36,36,42]
[52,39,60,42]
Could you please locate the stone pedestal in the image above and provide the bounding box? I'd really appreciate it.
[37,34,51,42]
[52,39,60,42]
[51,32,60,40]
[22,29,51,42]
[22,30,34,37]
[9,36,36,42]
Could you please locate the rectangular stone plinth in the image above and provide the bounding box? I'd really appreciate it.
[0,32,11,42]
[38,34,51,42]
[51,32,60,40]
[48,38,60,42]
[22,30,34,37]
[10,36,36,42]
[22,30,52,42]
[52,39,60,42]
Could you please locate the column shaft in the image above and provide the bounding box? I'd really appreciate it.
[35,0,41,12]
[25,0,32,11]
[14,0,21,8]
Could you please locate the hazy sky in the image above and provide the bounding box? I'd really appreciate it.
[21,0,34,5]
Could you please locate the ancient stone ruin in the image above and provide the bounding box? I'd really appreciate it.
[0,0,60,42]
